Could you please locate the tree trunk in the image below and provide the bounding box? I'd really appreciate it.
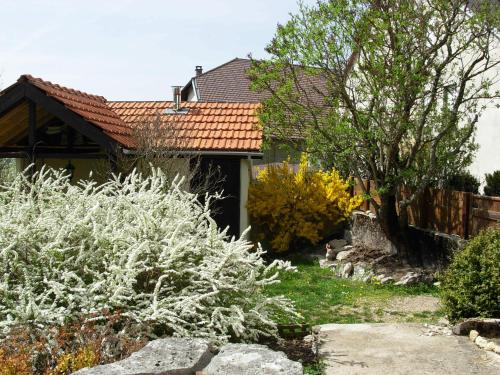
[378,193,422,266]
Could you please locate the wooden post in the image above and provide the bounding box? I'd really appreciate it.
[462,192,472,239]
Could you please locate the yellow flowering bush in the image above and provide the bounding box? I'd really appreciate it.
[248,156,362,252]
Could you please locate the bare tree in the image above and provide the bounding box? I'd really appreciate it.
[114,113,226,197]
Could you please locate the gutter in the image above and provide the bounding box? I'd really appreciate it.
[122,148,263,159]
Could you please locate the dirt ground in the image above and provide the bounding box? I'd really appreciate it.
[331,295,443,324]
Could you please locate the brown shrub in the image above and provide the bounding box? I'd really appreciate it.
[0,312,147,375]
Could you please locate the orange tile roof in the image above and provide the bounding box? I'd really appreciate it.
[19,75,262,153]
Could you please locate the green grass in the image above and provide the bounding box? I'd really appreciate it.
[265,257,442,326]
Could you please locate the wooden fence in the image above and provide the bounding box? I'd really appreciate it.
[354,180,500,239]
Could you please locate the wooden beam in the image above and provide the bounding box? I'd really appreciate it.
[0,83,25,118]
[0,151,107,159]
[28,100,36,147]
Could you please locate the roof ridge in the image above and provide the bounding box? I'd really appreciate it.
[194,57,250,79]
[20,74,108,103]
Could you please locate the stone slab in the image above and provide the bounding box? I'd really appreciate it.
[73,338,214,375]
[202,343,302,375]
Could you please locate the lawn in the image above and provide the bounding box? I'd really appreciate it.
[265,257,443,326]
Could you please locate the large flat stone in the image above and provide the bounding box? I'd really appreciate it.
[319,323,499,375]
[203,343,303,375]
[73,338,214,375]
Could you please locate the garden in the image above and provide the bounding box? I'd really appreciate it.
[0,158,498,374]
[1,0,500,374]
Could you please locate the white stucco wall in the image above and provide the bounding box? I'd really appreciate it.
[468,59,500,190]
[239,158,251,237]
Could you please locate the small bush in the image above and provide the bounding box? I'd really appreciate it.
[248,156,362,252]
[440,228,500,322]
[0,167,297,343]
[443,171,480,193]
[484,170,500,196]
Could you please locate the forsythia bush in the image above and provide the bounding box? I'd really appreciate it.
[0,167,297,343]
[248,156,362,251]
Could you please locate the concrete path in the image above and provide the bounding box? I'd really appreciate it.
[319,323,499,375]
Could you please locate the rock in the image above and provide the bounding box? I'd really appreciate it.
[452,318,500,336]
[380,276,395,284]
[485,341,496,351]
[329,239,347,249]
[469,330,479,342]
[303,335,314,344]
[375,273,395,284]
[394,272,421,286]
[203,344,302,375]
[437,317,449,327]
[319,259,336,269]
[352,264,365,277]
[73,338,213,375]
[361,274,373,283]
[495,345,500,355]
[336,250,354,261]
[422,324,453,337]
[433,281,441,287]
[475,336,489,349]
[325,246,338,261]
[341,262,354,278]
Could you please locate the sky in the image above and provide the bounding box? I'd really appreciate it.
[0,0,314,100]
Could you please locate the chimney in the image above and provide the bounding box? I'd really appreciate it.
[195,65,203,76]
[171,86,182,111]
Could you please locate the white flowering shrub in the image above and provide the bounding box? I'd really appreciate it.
[0,167,297,342]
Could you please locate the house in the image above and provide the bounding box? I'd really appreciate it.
[0,74,262,237]
[181,58,327,165]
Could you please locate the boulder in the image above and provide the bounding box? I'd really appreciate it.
[319,259,337,269]
[452,318,500,336]
[341,262,354,278]
[203,344,302,375]
[394,272,421,286]
[329,239,348,249]
[325,246,339,261]
[336,250,354,261]
[485,342,496,352]
[475,336,489,349]
[380,276,395,284]
[469,330,479,342]
[73,338,214,375]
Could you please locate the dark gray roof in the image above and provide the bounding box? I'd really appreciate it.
[181,58,328,104]
[182,58,265,102]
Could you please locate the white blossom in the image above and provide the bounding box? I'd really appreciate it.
[0,167,298,342]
